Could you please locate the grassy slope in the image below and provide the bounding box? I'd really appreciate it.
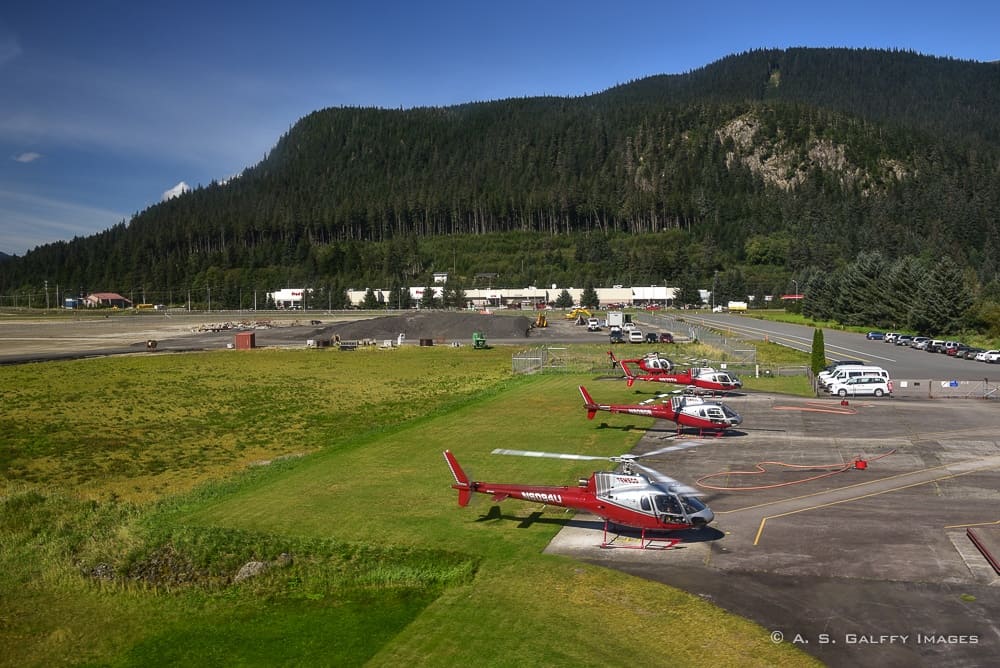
[0,347,816,667]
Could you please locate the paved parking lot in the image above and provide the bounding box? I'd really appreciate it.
[545,391,1000,667]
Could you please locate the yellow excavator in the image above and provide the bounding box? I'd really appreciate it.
[564,308,592,320]
[534,312,548,328]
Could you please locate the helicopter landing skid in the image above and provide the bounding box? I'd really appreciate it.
[600,522,681,550]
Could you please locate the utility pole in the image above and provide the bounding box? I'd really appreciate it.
[45,280,49,310]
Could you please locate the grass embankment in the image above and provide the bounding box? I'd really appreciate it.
[1,346,815,667]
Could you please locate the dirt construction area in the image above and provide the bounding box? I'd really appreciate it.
[3,311,998,666]
[545,388,1000,667]
[0,310,572,364]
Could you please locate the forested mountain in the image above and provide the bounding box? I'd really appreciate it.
[3,47,1000,331]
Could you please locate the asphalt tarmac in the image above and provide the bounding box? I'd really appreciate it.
[544,390,1000,667]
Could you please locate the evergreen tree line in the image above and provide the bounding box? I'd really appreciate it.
[1,48,998,337]
[801,252,983,336]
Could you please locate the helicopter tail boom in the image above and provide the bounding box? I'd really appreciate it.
[443,450,473,507]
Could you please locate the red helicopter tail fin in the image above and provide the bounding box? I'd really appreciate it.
[443,450,472,507]
[578,386,598,419]
[618,360,637,387]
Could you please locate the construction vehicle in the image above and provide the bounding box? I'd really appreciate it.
[564,308,593,320]
[534,312,548,328]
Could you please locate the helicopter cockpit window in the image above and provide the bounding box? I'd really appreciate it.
[654,494,683,516]
[680,496,707,513]
[640,497,651,511]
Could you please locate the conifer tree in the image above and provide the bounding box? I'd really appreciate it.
[419,284,439,309]
[555,289,574,308]
[362,287,380,309]
[811,328,827,376]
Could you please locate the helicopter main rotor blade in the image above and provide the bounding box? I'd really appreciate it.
[491,448,610,462]
[636,441,701,459]
[631,462,702,496]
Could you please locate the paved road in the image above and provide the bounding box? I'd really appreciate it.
[678,313,996,381]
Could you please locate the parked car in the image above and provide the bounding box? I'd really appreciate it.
[658,332,675,344]
[911,337,930,350]
[866,331,885,340]
[628,329,645,343]
[884,333,899,343]
[948,344,970,357]
[609,328,625,344]
[974,349,1000,362]
[925,339,945,353]
[645,332,659,343]
[962,347,985,360]
[895,335,914,346]
[827,375,893,397]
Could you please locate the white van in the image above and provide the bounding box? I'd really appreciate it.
[827,375,893,397]
[822,366,890,391]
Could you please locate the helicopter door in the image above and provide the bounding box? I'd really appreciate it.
[706,407,726,423]
[653,494,685,522]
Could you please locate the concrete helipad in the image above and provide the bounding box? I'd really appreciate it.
[545,391,1000,667]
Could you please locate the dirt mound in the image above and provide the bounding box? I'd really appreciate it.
[325,312,533,342]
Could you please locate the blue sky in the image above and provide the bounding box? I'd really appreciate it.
[1,1,997,256]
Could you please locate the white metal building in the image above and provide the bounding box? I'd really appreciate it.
[268,288,312,309]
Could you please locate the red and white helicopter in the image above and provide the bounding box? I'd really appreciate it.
[580,385,742,437]
[443,445,714,549]
[608,350,743,395]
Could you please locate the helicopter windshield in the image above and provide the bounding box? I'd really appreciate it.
[680,495,706,513]
[721,405,739,419]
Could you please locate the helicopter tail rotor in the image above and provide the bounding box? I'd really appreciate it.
[443,450,473,507]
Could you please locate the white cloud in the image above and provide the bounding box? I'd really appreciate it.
[162,181,191,201]
[13,151,41,163]
[0,189,125,255]
[0,31,20,67]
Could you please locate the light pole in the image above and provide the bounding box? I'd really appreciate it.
[792,279,799,296]
[712,271,718,310]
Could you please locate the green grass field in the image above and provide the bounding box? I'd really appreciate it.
[1,345,816,667]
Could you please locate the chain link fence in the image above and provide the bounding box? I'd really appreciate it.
[511,346,615,375]
[636,312,757,366]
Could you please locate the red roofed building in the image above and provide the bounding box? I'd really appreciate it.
[84,292,133,308]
